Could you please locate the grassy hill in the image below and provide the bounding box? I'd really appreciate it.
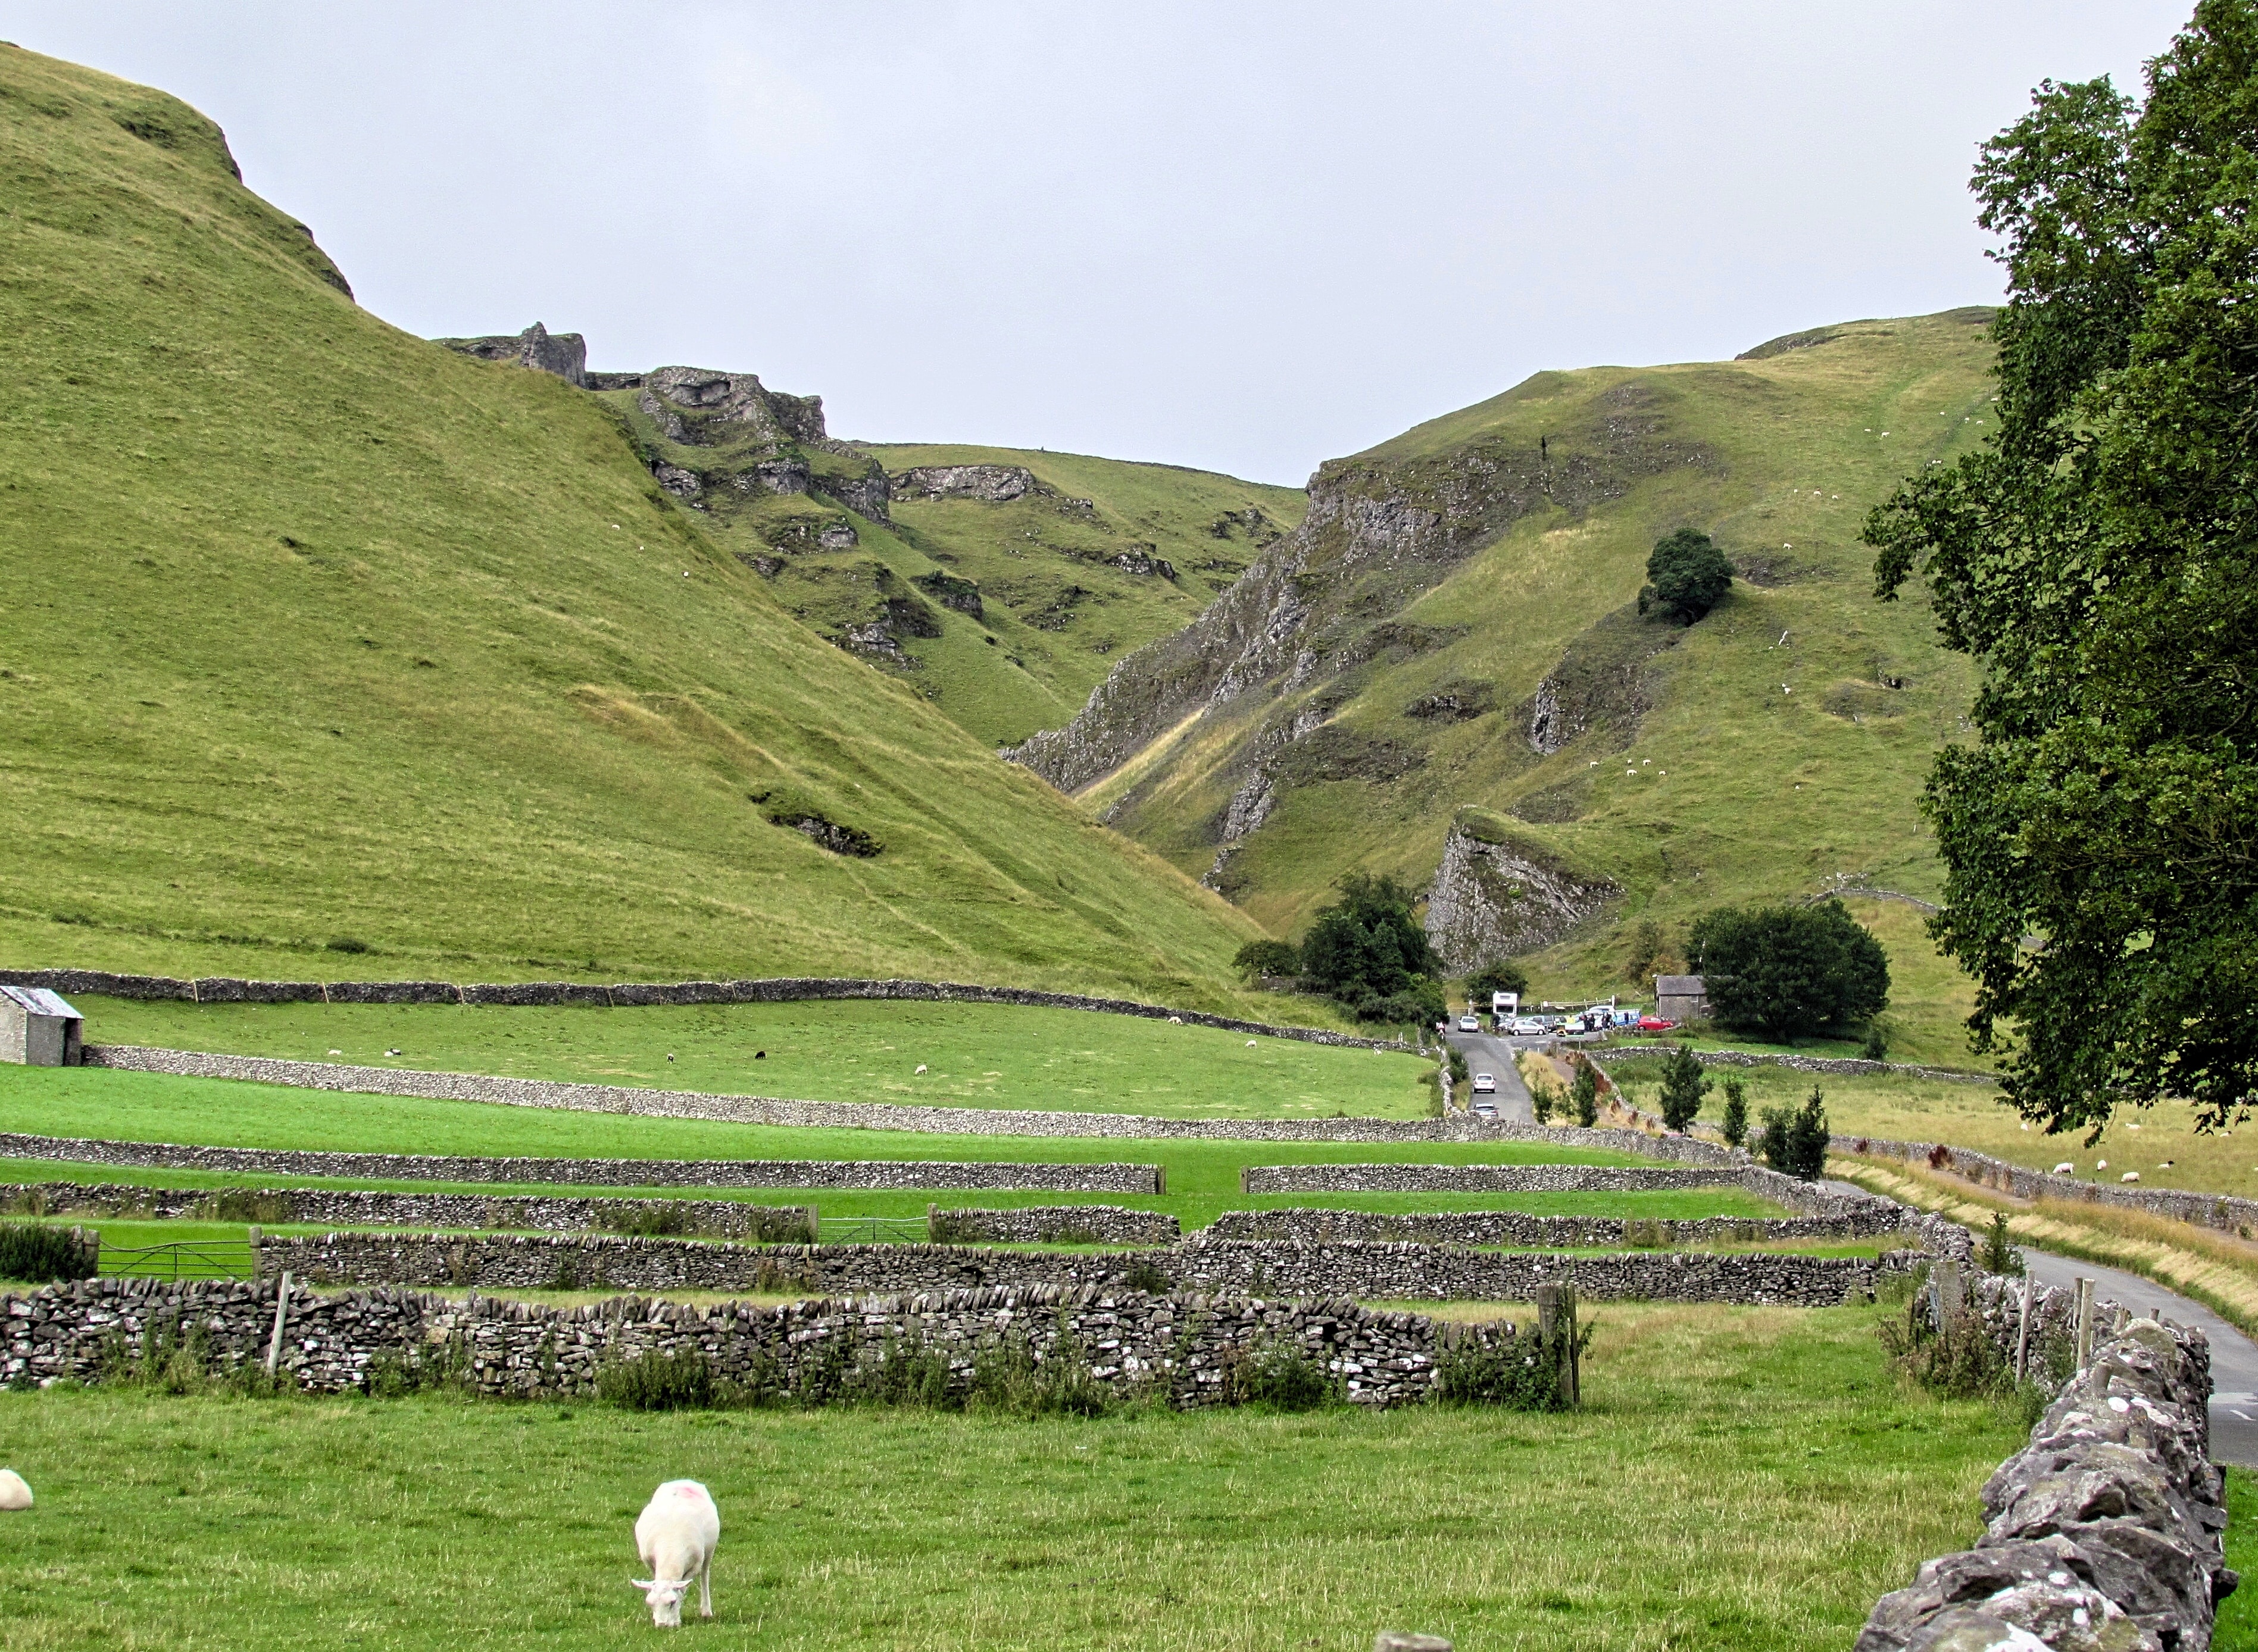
[1019,311,2000,1063]
[592,387,1307,750]
[0,45,1273,1006]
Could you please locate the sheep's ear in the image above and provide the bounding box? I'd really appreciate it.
[630,1578,655,1590]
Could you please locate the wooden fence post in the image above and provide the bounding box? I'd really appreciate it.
[1536,1282,1580,1404]
[2073,1277,2095,1370]
[2014,1269,2033,1382]
[264,1272,292,1376]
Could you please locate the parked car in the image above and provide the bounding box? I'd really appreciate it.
[1473,1100,1498,1119]
[1636,1014,1679,1032]
[1510,1017,1547,1037]
[1472,1072,1497,1094]
[1457,1014,1480,1033]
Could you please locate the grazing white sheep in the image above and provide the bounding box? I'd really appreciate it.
[2053,1163,2074,1174]
[914,1064,927,1075]
[2095,1159,2108,1170]
[0,1470,30,1510]
[632,1479,720,1628]
[2122,1172,2141,1183]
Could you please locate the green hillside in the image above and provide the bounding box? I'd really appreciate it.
[0,45,1272,1005]
[1020,311,2000,1062]
[596,391,1306,748]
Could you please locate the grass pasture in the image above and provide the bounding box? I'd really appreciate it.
[68,996,1435,1122]
[0,1301,2032,1651]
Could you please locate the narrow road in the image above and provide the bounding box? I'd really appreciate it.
[1442,1029,1534,1123]
[2017,1250,2258,1469]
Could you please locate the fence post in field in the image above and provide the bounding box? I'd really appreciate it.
[264,1271,292,1376]
[926,1203,939,1243]
[807,1204,819,1244]
[2014,1269,2033,1382]
[1934,1256,1963,1329]
[2073,1277,2096,1370]
[1536,1282,1579,1404]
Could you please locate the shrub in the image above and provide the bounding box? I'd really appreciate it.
[1122,1254,1170,1294]
[324,935,370,954]
[1688,899,1891,1044]
[1978,1213,2025,1276]
[1232,938,1300,982]
[1297,872,1441,1014]
[969,1321,1110,1418]
[1531,1075,1555,1125]
[1756,1087,1831,1179]
[1432,1320,1594,1410]
[0,1222,95,1282]
[1464,960,1529,1005]
[1571,1062,1599,1128]
[599,1347,716,1411]
[1639,527,1733,625]
[1657,1043,1711,1133]
[1229,1341,1338,1411]
[1623,1220,1673,1249]
[1719,1074,1749,1149]
[1861,1020,1890,1061]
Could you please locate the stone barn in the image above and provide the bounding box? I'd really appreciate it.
[1653,975,1709,1024]
[0,986,83,1066]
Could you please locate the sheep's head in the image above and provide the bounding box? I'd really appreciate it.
[632,1577,691,1628]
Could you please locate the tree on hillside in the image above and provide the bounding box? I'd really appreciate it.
[1464,959,1529,1005]
[1232,939,1300,982]
[1658,1044,1712,1133]
[1570,1061,1600,1128]
[1639,528,1734,625]
[1865,2,2258,1135]
[1756,1087,1830,1180]
[1689,900,1890,1044]
[1719,1073,1750,1149]
[1298,872,1447,1024]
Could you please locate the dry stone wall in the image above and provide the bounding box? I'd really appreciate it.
[1206,1206,1909,1248]
[1169,1236,1897,1306]
[0,1275,1510,1410]
[1,968,1408,1050]
[1236,1160,1873,1217]
[929,1206,1178,1246]
[1856,1314,2232,1652]
[1598,1044,1998,1086]
[1850,1135,2258,1242]
[0,1132,1160,1193]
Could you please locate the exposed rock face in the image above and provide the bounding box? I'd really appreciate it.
[1422,823,1617,970]
[433,323,588,387]
[639,366,827,445]
[1110,547,1177,579]
[1856,1317,2233,1652]
[891,464,1034,502]
[732,457,810,497]
[824,470,892,523]
[1006,407,1712,798]
[652,463,701,501]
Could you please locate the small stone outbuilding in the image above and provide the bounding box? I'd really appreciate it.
[0,986,83,1066]
[1654,975,1709,1023]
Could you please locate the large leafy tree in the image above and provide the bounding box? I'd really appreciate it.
[1688,900,1891,1044]
[1297,872,1445,1023]
[1641,528,1734,625]
[1865,2,2258,1135]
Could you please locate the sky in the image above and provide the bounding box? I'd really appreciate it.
[1,1,2194,485]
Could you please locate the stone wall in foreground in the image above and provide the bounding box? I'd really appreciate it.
[0,1131,1162,1193]
[0,1275,1512,1410]
[1855,1316,2232,1652]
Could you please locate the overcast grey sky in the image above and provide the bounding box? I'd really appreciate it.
[4,2,2192,483]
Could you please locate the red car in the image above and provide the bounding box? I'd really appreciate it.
[1636,1014,1678,1032]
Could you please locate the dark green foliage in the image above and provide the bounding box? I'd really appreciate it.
[1432,1321,1594,1410]
[1229,1341,1339,1411]
[1756,1087,1831,1179]
[1447,1049,1470,1086]
[1122,1255,1170,1294]
[968,1322,1110,1417]
[1689,898,1891,1042]
[1571,1062,1599,1128]
[598,1347,716,1411]
[1864,4,2258,1135]
[0,1222,94,1282]
[1720,1074,1750,1149]
[1979,1213,2026,1276]
[1232,939,1300,981]
[1463,960,1529,1004]
[1298,872,1444,1021]
[1861,1021,1890,1061]
[1639,528,1733,624]
[1657,1043,1712,1133]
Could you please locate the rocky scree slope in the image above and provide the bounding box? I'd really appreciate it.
[0,45,1267,1004]
[1008,312,1997,1057]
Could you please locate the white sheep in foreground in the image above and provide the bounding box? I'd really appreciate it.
[632,1479,720,1628]
[2053,1163,2074,1174]
[2122,1172,2141,1183]
[0,1470,30,1510]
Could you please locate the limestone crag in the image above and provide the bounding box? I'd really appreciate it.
[433,322,587,387]
[1422,822,1618,970]
[890,464,1035,502]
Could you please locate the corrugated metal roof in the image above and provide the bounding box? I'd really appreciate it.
[1653,975,1706,995]
[0,985,79,1019]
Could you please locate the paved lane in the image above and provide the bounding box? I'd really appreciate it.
[1442,1030,1534,1123]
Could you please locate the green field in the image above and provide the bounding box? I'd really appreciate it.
[0,1301,2040,1651]
[70,995,1435,1121]
[0,44,1276,1007]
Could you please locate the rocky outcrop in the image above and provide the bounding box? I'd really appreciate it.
[1006,405,1712,798]
[638,366,827,445]
[891,464,1035,502]
[1856,1317,2233,1652]
[434,323,588,387]
[822,469,892,523]
[1423,822,1616,970]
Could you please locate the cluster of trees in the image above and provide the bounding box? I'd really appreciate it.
[1232,872,1448,1025]
[1653,1046,1828,1179]
[1688,900,1890,1045]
